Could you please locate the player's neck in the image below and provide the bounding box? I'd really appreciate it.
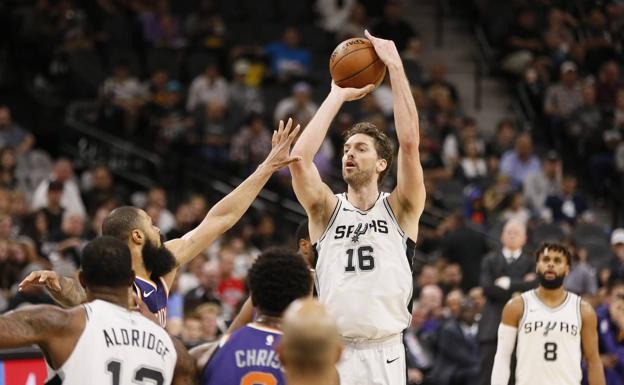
[255,313,282,330]
[536,286,567,307]
[87,287,130,309]
[346,183,379,210]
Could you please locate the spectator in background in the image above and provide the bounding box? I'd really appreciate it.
[455,138,488,186]
[81,165,126,216]
[0,106,34,155]
[316,0,357,34]
[146,187,175,234]
[32,158,86,217]
[274,82,318,128]
[39,181,64,236]
[371,0,416,53]
[486,119,517,158]
[424,63,459,104]
[230,114,272,175]
[543,61,583,150]
[185,0,227,52]
[477,220,536,385]
[419,284,444,335]
[150,81,194,154]
[336,2,368,42]
[596,60,623,109]
[166,203,195,240]
[184,260,221,314]
[564,241,598,297]
[440,213,489,291]
[581,9,617,74]
[0,148,23,191]
[187,64,229,113]
[544,174,588,225]
[139,0,184,48]
[499,133,541,188]
[499,191,531,226]
[180,312,205,348]
[216,246,245,320]
[228,60,264,118]
[416,264,440,296]
[45,213,87,276]
[264,27,311,82]
[604,229,624,284]
[596,280,624,385]
[568,82,602,159]
[501,8,543,75]
[195,101,232,164]
[523,150,562,215]
[440,263,463,296]
[443,117,486,169]
[429,299,480,385]
[99,62,144,135]
[405,304,434,385]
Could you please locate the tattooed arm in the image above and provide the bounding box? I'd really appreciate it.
[19,271,87,307]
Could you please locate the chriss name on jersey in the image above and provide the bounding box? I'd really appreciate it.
[102,327,172,360]
[334,220,389,240]
[234,348,281,369]
[522,320,579,336]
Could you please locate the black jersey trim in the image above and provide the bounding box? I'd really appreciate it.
[406,237,417,315]
[382,197,405,237]
[45,374,62,385]
[317,199,342,244]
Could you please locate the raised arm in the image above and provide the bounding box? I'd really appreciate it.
[365,31,425,241]
[18,270,86,307]
[165,119,301,271]
[581,301,606,385]
[491,296,523,385]
[289,83,373,242]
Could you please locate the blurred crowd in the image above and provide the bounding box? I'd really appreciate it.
[1,0,624,384]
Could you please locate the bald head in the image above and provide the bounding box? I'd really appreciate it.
[501,219,527,251]
[279,299,341,379]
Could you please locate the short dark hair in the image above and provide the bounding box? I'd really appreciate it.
[81,236,133,288]
[344,122,394,186]
[247,248,311,316]
[535,242,572,266]
[295,219,309,242]
[102,206,143,241]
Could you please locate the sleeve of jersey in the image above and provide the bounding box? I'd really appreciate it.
[491,324,518,385]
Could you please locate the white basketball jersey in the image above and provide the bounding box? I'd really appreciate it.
[516,290,582,385]
[55,300,177,385]
[314,192,415,339]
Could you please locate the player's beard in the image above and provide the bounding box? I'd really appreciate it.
[538,271,565,289]
[142,236,177,280]
[343,166,374,189]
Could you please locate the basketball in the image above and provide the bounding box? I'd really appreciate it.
[329,38,386,89]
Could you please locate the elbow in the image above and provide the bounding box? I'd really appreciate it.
[401,137,420,154]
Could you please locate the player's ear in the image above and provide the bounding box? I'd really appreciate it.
[130,229,144,245]
[376,158,387,173]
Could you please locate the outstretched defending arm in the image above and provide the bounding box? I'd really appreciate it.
[365,30,425,241]
[289,83,374,242]
[164,119,301,273]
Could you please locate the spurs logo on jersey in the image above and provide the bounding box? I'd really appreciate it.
[49,300,177,385]
[516,290,582,385]
[314,193,416,339]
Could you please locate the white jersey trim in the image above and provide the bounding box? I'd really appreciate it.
[530,290,570,312]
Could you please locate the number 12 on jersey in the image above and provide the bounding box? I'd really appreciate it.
[345,246,375,272]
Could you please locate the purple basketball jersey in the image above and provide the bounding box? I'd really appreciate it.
[134,276,168,327]
[202,324,285,385]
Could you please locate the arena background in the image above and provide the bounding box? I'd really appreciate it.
[0,0,623,384]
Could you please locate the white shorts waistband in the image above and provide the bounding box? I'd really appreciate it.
[341,333,403,349]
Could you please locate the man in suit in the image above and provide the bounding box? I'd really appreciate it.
[430,299,480,385]
[477,220,537,385]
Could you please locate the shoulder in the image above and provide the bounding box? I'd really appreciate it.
[501,296,525,327]
[580,299,597,322]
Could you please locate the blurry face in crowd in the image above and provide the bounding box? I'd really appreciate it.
[561,176,577,195]
[418,265,438,287]
[445,289,464,318]
[93,167,113,190]
[419,284,443,314]
[283,27,300,48]
[54,160,73,182]
[536,248,569,289]
[442,264,462,288]
[62,214,85,237]
[468,287,485,313]
[501,220,527,251]
[515,134,533,159]
[612,243,624,261]
[0,107,11,128]
[543,159,560,178]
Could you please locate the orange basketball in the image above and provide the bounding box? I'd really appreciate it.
[329,38,386,89]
